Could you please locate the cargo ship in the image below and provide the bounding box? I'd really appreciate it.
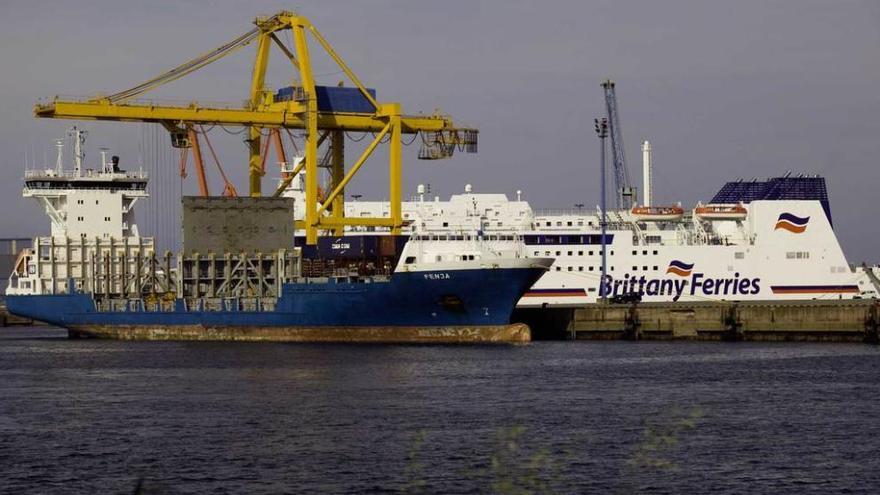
[4,129,551,342]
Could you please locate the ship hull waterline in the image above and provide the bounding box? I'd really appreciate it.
[65,323,531,343]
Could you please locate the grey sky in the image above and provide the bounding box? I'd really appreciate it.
[1,1,878,261]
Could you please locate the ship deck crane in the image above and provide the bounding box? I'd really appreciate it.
[601,79,634,210]
[33,10,478,244]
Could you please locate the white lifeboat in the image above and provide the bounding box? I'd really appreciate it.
[631,205,684,222]
[694,203,747,221]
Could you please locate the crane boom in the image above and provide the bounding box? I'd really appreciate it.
[601,79,634,209]
[33,10,478,244]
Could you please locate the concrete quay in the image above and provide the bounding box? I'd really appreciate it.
[517,299,880,342]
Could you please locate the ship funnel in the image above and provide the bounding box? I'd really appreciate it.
[642,140,652,207]
[417,183,425,202]
[465,184,473,193]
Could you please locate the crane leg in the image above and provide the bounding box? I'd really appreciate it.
[271,129,288,175]
[187,126,210,197]
[330,130,345,235]
[388,105,402,236]
[248,126,263,196]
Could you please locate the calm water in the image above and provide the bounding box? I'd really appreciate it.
[1,327,879,494]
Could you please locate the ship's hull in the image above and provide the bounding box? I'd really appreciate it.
[6,267,546,343]
[65,323,531,343]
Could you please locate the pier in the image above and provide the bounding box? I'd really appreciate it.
[516,299,880,342]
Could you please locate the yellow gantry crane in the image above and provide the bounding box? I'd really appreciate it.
[34,10,478,244]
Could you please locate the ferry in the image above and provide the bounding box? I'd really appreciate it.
[279,174,880,306]
[4,129,550,342]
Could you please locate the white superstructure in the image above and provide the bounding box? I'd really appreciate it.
[8,128,154,295]
[281,175,879,306]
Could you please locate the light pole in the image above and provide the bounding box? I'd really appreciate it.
[594,118,609,302]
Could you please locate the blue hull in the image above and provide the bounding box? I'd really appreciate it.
[6,267,544,332]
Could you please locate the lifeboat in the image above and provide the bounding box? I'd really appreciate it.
[694,203,747,221]
[631,205,684,222]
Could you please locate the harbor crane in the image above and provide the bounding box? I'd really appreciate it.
[601,79,635,209]
[33,10,478,244]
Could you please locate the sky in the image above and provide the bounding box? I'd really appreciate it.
[1,0,878,261]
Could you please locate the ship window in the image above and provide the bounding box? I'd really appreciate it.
[404,256,416,264]
[567,251,572,256]
[567,221,572,226]
[577,221,583,226]
[632,266,638,271]
[443,222,448,227]
[95,200,99,205]
[534,251,539,256]
[545,251,550,256]
[556,267,561,271]
[436,255,443,262]
[611,251,615,255]
[653,250,658,255]
[589,266,594,271]
[578,251,583,256]
[556,251,561,256]
[546,221,551,226]
[632,250,637,255]
[578,267,583,271]
[589,251,594,256]
[642,250,648,255]
[653,266,658,271]
[643,266,648,271]
[556,221,562,226]
[735,252,745,259]
[568,266,573,271]
[588,288,596,292]
[610,266,615,271]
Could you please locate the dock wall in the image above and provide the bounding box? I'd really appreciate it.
[517,300,880,342]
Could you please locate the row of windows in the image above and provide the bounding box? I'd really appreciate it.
[632,250,660,256]
[542,220,594,227]
[552,265,661,272]
[75,199,100,205]
[786,251,810,259]
[412,234,517,241]
[75,216,112,222]
[536,250,616,257]
[554,265,614,272]
[524,234,614,246]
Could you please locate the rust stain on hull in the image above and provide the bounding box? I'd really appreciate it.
[67,323,532,343]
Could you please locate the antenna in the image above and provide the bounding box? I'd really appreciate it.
[67,126,87,176]
[642,140,653,207]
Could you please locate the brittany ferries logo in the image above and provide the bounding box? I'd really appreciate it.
[774,213,809,234]
[600,260,761,301]
[665,260,694,277]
